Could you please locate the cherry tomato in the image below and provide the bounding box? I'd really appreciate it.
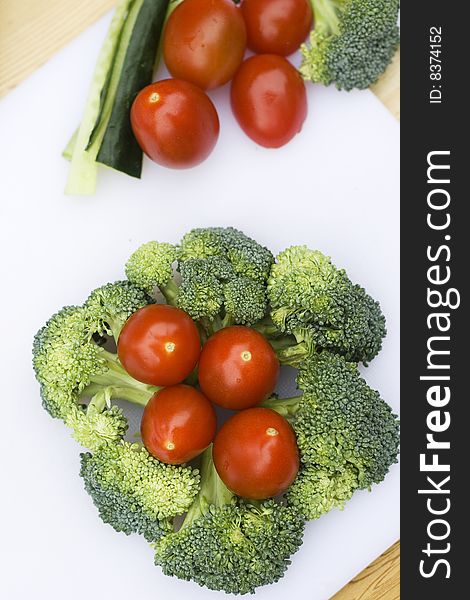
[141,385,216,464]
[118,304,201,386]
[163,0,247,90]
[131,79,219,169]
[231,54,307,148]
[241,0,313,56]
[213,407,299,499]
[198,326,279,410]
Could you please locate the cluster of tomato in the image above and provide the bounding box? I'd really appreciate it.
[117,304,299,500]
[131,0,313,169]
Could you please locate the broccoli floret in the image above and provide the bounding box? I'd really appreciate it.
[262,351,399,519]
[286,465,357,520]
[80,442,200,542]
[177,228,273,328]
[84,280,151,340]
[300,0,400,90]
[33,295,157,450]
[267,246,386,364]
[176,259,225,320]
[125,241,179,302]
[223,277,268,326]
[155,446,304,594]
[180,227,274,283]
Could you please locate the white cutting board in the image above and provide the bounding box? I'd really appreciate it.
[0,11,399,600]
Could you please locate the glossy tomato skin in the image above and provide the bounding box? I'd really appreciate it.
[163,0,247,90]
[231,54,307,148]
[141,385,216,464]
[241,0,313,56]
[131,79,219,169]
[198,326,279,410]
[213,407,299,499]
[118,304,201,386]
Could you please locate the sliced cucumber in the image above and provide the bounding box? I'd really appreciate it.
[97,0,170,178]
[65,0,138,195]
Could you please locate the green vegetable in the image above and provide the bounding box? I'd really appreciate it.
[266,246,386,364]
[300,0,400,90]
[32,281,157,449]
[262,351,399,520]
[155,446,305,594]
[80,441,200,542]
[33,227,398,594]
[65,0,170,195]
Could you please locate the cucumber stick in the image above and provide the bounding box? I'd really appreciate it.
[65,0,169,195]
[96,0,170,177]
[65,0,138,195]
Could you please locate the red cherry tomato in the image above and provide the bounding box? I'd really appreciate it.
[213,407,299,499]
[118,304,201,386]
[231,54,308,148]
[198,326,279,410]
[163,0,247,90]
[141,385,216,464]
[241,0,313,56]
[131,79,219,169]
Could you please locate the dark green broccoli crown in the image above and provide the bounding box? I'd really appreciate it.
[180,227,274,284]
[155,500,304,594]
[300,0,400,90]
[224,277,268,325]
[84,280,151,340]
[268,246,386,363]
[177,228,273,324]
[125,240,178,294]
[286,464,357,520]
[80,442,200,542]
[177,259,225,320]
[295,352,399,488]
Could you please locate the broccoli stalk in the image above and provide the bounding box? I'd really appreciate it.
[261,351,399,520]
[301,0,400,90]
[155,446,305,594]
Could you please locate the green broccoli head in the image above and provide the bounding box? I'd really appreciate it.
[267,246,386,363]
[155,447,304,594]
[84,280,151,341]
[65,402,128,451]
[125,241,178,296]
[286,465,357,520]
[295,351,399,488]
[80,441,200,543]
[33,306,108,411]
[223,277,268,325]
[180,227,274,284]
[177,228,273,326]
[33,301,157,449]
[176,258,225,320]
[156,500,304,594]
[300,0,400,90]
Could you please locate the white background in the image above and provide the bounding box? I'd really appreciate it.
[0,12,400,600]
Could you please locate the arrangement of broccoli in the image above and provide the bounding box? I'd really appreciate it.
[262,351,399,520]
[32,226,398,594]
[301,0,400,90]
[155,446,305,594]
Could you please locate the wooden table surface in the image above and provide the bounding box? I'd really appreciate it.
[0,2,400,597]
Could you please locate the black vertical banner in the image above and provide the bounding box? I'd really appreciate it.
[401,4,466,598]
